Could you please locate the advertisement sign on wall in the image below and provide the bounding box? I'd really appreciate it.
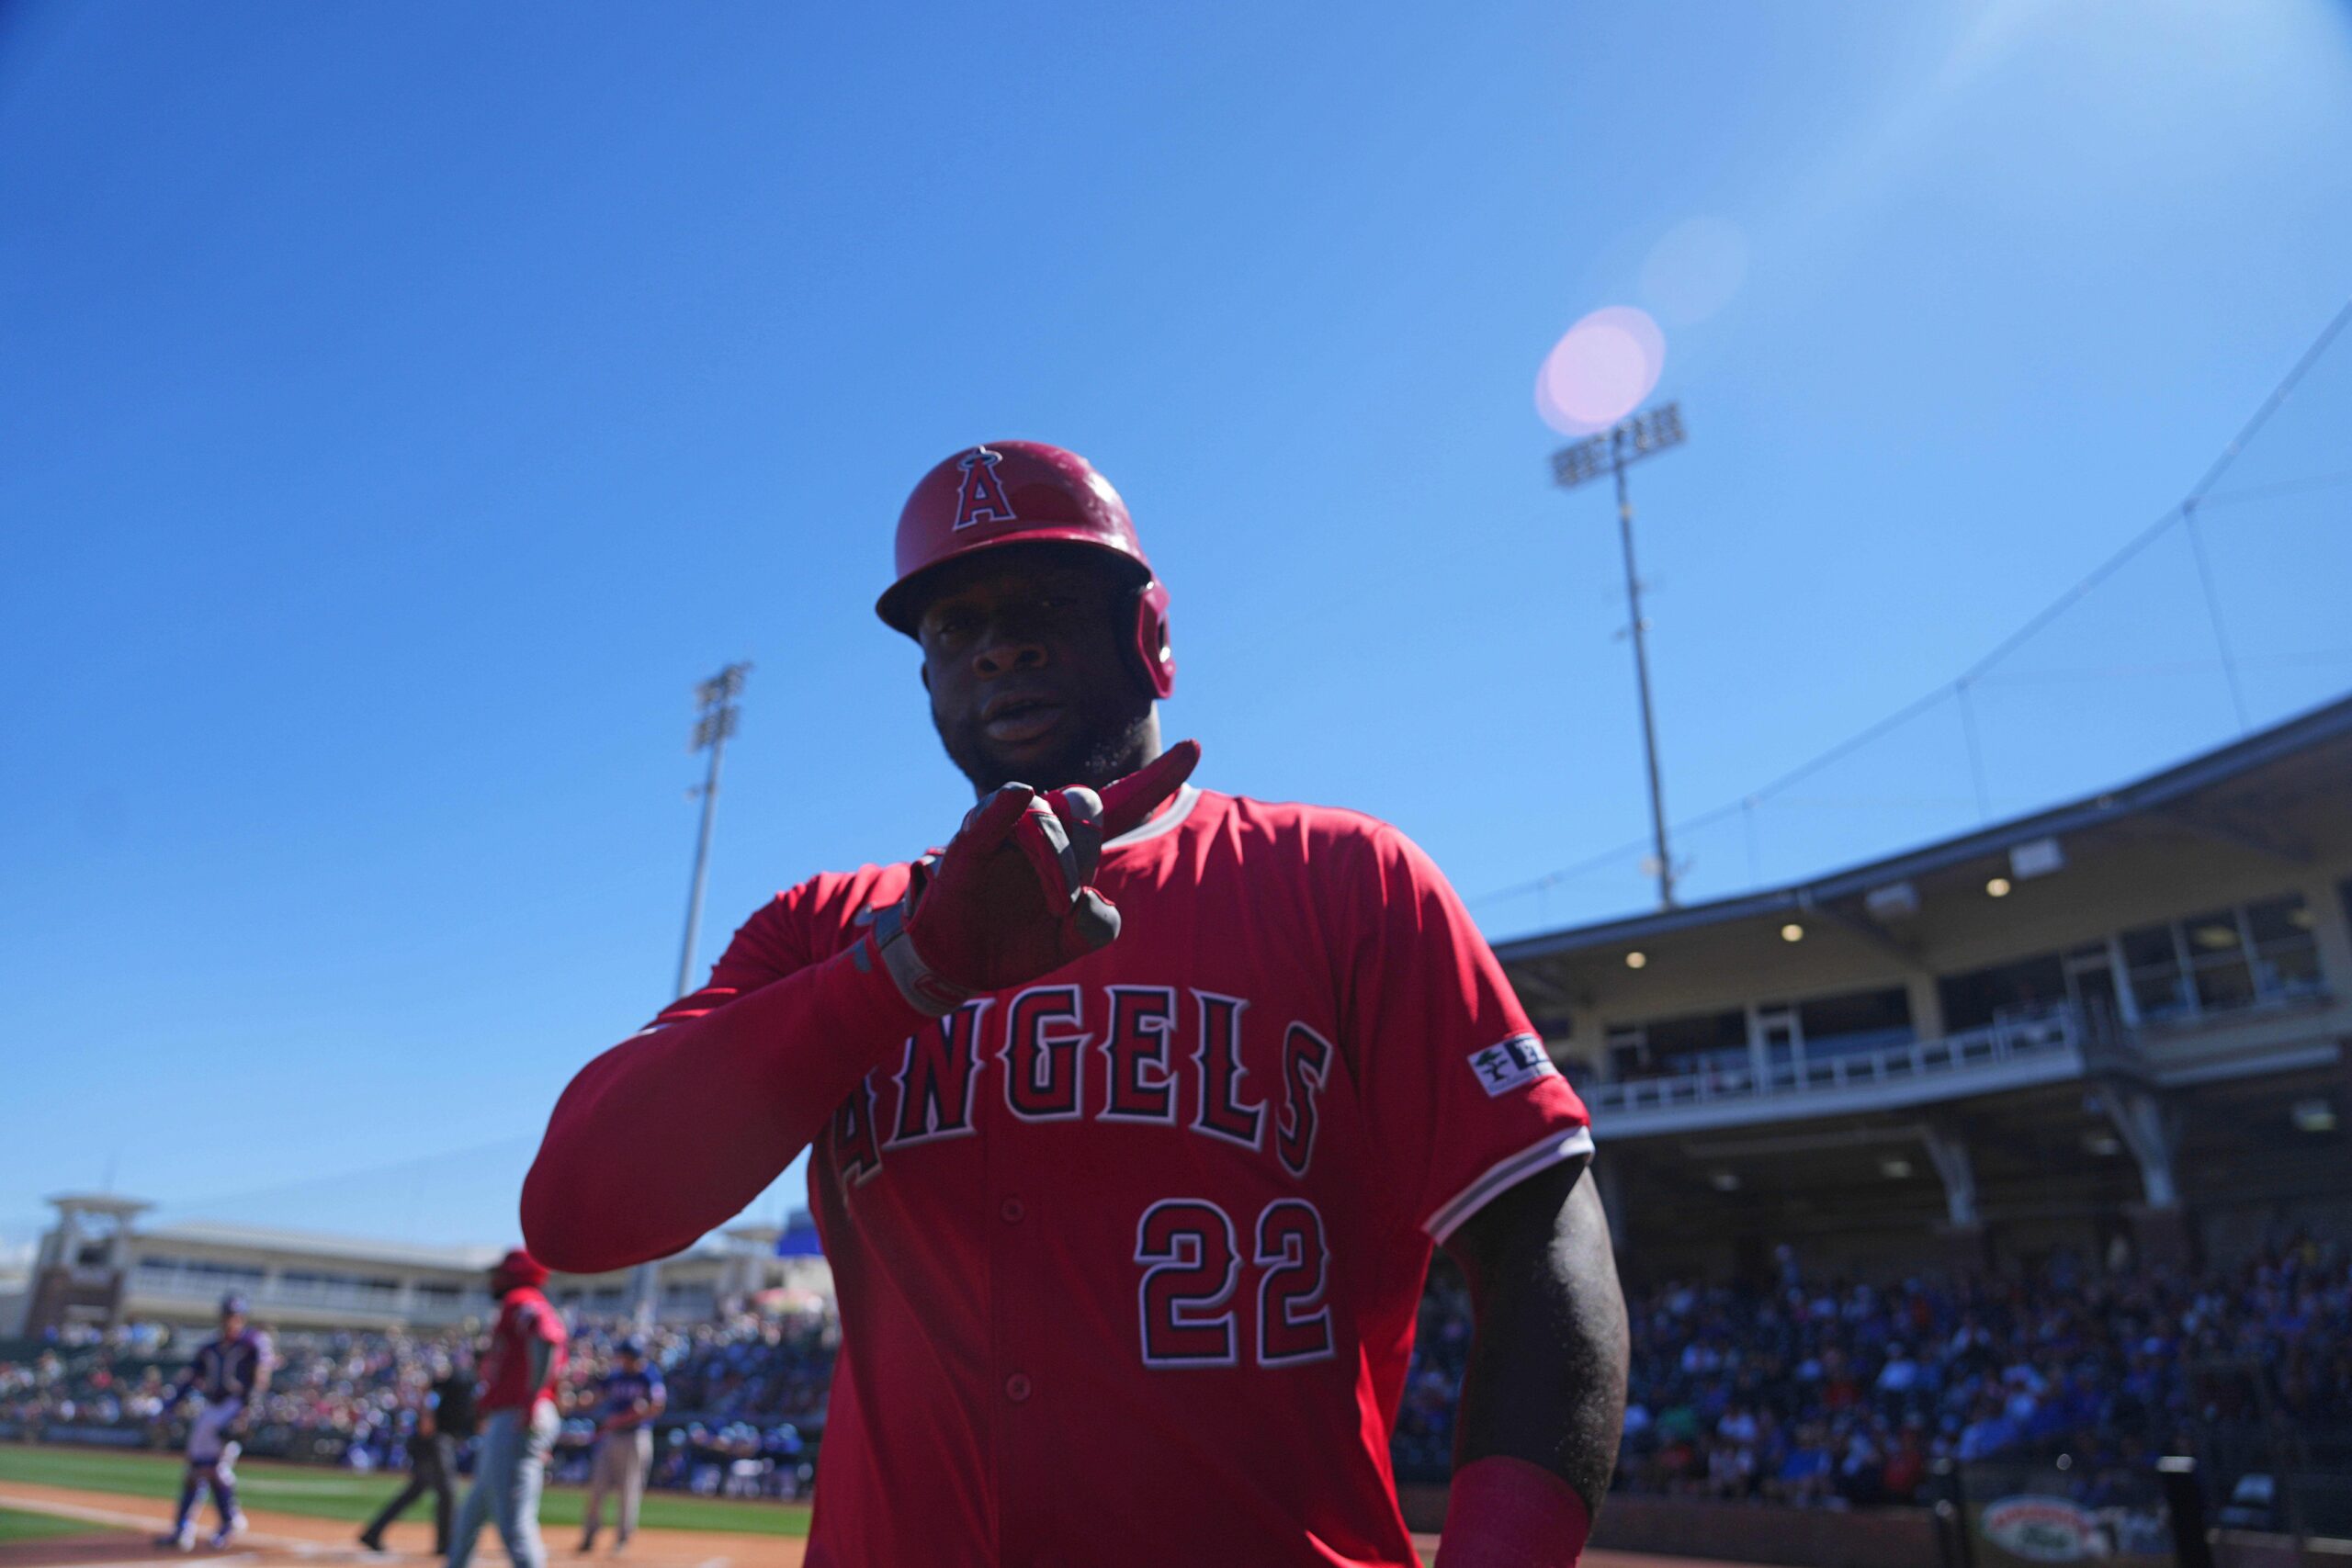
[1963,1479,2176,1568]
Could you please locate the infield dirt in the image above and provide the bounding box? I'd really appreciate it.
[0,1481,807,1568]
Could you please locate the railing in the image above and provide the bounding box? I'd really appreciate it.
[1590,1004,2119,1125]
[129,1268,493,1321]
[128,1269,263,1303]
[279,1279,401,1307]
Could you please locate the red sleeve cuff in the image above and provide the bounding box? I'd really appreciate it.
[1434,1455,1592,1568]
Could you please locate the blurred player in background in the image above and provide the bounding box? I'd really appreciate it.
[358,1349,475,1555]
[526,443,1629,1567]
[448,1249,568,1568]
[576,1337,665,1554]
[153,1292,271,1551]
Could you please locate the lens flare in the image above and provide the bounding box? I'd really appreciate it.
[1534,306,1665,435]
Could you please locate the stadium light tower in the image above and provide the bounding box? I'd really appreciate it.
[675,662,751,998]
[1553,401,1687,910]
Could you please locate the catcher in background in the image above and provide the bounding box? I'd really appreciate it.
[153,1292,271,1551]
[576,1336,665,1554]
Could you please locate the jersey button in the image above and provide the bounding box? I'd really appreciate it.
[1000,1197,1024,1223]
[1003,1373,1032,1403]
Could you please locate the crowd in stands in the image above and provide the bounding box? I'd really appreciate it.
[1400,1235,2352,1508]
[8,1235,2348,1513]
[0,1304,838,1501]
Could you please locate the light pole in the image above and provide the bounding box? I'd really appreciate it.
[1552,400,1687,909]
[675,662,751,998]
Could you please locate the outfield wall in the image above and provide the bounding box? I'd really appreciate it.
[1402,1484,2352,1568]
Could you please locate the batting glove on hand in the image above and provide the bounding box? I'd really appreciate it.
[873,740,1199,1016]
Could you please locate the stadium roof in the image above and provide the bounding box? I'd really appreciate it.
[46,1192,156,1215]
[1495,690,2352,965]
[134,1216,746,1274]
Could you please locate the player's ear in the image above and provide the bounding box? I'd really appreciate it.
[919,664,931,694]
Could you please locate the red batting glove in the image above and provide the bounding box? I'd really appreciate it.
[872,741,1200,1016]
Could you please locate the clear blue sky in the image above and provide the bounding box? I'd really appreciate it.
[5,0,2349,1257]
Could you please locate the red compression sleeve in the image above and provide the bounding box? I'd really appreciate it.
[1432,1456,1592,1568]
[521,940,921,1273]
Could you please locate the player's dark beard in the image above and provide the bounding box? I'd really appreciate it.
[937,692,1155,795]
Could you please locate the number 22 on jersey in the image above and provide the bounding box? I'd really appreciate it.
[1134,1198,1334,1368]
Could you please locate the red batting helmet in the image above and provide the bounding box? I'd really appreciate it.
[876,441,1175,699]
[492,1247,548,1291]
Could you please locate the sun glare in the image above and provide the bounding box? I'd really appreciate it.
[1534,306,1666,435]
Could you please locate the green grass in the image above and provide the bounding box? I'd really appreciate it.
[0,1505,122,1545]
[0,1446,810,1539]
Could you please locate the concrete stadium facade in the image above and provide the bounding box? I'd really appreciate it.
[11,1194,831,1336]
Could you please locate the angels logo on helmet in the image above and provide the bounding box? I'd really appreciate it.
[952,446,1018,530]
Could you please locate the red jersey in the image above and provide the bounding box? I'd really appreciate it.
[653,786,1592,1568]
[478,1286,568,1414]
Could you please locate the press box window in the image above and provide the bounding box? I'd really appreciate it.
[2121,924,2189,1021]
[1794,987,1914,1060]
[1605,1009,1747,1081]
[2245,895,2321,995]
[2122,893,2321,1024]
[2181,908,2256,1012]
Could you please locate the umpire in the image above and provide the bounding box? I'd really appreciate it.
[358,1353,476,1554]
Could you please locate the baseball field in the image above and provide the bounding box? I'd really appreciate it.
[0,1448,808,1538]
[0,1509,110,1548]
[0,1446,1749,1568]
[0,1446,810,1568]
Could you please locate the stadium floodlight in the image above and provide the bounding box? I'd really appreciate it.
[1554,400,1688,910]
[2009,836,2066,879]
[676,661,752,999]
[1863,881,1918,919]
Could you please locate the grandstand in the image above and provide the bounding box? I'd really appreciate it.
[0,1307,840,1500]
[8,1195,831,1337]
[1500,692,2352,1285]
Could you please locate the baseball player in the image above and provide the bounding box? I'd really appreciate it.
[524,442,1628,1567]
[575,1337,665,1554]
[153,1293,271,1551]
[449,1249,569,1568]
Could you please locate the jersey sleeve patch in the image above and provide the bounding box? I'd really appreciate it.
[1423,1126,1597,1245]
[1464,1032,1559,1098]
